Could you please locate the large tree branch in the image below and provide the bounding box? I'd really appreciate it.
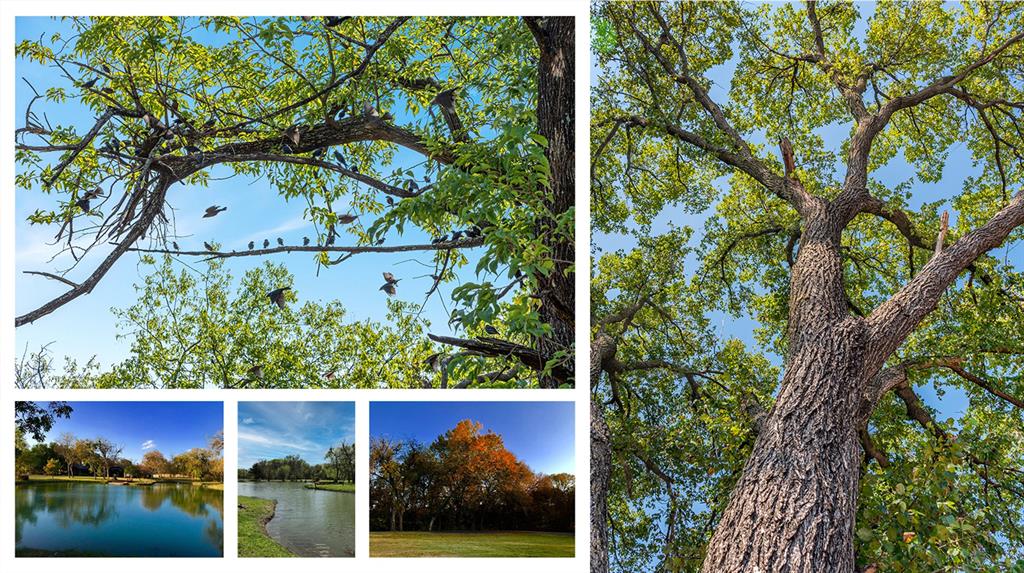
[427,333,572,385]
[865,191,1024,371]
[124,237,484,259]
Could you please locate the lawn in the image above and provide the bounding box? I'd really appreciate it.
[237,496,295,558]
[303,482,355,492]
[369,531,575,557]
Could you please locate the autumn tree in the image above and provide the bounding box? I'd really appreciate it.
[592,2,1024,572]
[140,449,170,476]
[15,16,574,388]
[92,437,123,478]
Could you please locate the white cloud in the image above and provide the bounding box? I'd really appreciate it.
[241,417,255,425]
[141,439,156,450]
[238,429,318,451]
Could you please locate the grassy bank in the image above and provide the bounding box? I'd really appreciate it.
[303,482,355,492]
[238,496,295,558]
[19,475,156,485]
[369,531,575,557]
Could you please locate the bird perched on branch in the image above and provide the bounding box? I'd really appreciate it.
[203,205,227,218]
[267,287,291,309]
[204,241,216,252]
[430,88,464,137]
[431,234,449,244]
[248,365,264,381]
[333,150,347,166]
[263,239,270,249]
[79,78,98,89]
[283,125,301,146]
[465,225,482,238]
[303,237,310,246]
[312,147,325,159]
[379,272,400,296]
[277,237,284,247]
[248,241,255,250]
[484,324,499,335]
[172,242,180,251]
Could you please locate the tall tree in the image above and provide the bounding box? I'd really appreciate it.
[15,16,575,387]
[92,437,123,478]
[592,2,1024,572]
[14,401,72,442]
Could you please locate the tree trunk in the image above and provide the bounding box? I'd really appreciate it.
[702,229,868,573]
[590,334,616,573]
[529,16,575,388]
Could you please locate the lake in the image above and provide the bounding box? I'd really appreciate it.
[238,481,355,557]
[15,481,223,557]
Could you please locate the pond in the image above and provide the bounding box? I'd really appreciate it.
[15,481,224,557]
[238,481,355,557]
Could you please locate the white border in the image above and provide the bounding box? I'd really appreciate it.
[0,2,592,572]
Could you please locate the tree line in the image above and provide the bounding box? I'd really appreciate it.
[16,430,224,482]
[370,419,574,533]
[238,442,355,483]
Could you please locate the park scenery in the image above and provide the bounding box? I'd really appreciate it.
[14,16,575,390]
[14,401,224,557]
[237,402,355,557]
[369,401,575,557]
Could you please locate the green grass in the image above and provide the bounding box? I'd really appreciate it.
[369,531,575,557]
[19,475,157,485]
[238,496,296,558]
[303,482,355,492]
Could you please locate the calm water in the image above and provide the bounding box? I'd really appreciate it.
[238,481,355,557]
[15,482,224,557]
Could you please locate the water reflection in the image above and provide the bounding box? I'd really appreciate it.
[15,482,224,557]
[238,482,354,557]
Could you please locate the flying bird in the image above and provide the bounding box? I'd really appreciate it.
[277,237,284,246]
[263,239,270,249]
[75,198,90,212]
[379,283,397,296]
[267,287,291,309]
[337,214,357,224]
[203,205,227,218]
[382,272,400,285]
[379,272,400,296]
[248,241,255,250]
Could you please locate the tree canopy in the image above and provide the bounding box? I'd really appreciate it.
[15,16,575,388]
[591,1,1024,572]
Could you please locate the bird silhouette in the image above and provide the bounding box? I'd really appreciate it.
[379,283,397,296]
[101,64,111,74]
[267,287,291,309]
[406,179,419,191]
[465,226,482,238]
[185,145,202,154]
[282,143,294,154]
[312,147,325,159]
[333,150,347,165]
[80,78,98,89]
[203,205,227,218]
[172,241,180,251]
[277,237,284,246]
[337,214,357,224]
[303,237,310,246]
[75,198,90,212]
[431,234,448,244]
[451,230,463,241]
[248,241,255,250]
[324,16,349,27]
[204,241,216,252]
[248,365,264,380]
[283,125,301,146]
[484,325,499,335]
[386,196,394,207]
[382,272,400,285]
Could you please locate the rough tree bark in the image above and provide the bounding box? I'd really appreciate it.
[527,16,576,388]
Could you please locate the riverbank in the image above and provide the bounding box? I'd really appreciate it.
[17,475,222,488]
[369,531,575,557]
[238,496,295,557]
[303,482,355,492]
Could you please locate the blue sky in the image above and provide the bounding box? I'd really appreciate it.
[370,401,575,475]
[14,17,483,369]
[238,401,355,468]
[31,401,223,462]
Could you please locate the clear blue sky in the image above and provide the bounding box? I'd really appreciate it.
[34,401,223,463]
[15,17,482,369]
[370,401,575,475]
[591,3,1023,420]
[238,401,355,469]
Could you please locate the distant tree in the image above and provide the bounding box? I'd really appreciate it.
[43,458,62,476]
[53,433,78,476]
[140,449,170,476]
[92,437,123,478]
[14,401,72,442]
